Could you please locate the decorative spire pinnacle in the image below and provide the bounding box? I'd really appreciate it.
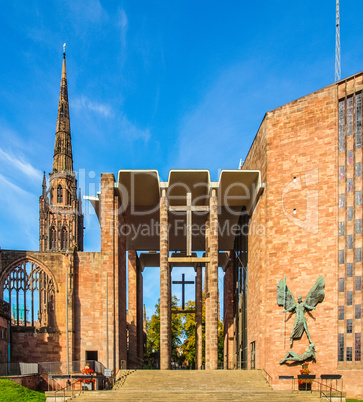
[78,188,83,214]
[53,48,73,173]
[42,171,47,197]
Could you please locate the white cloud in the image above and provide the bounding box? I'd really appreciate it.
[67,0,106,24]
[117,9,128,49]
[120,114,151,142]
[0,172,29,195]
[0,173,39,250]
[0,147,43,181]
[72,96,113,118]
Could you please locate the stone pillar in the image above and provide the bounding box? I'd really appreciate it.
[195,264,203,370]
[137,263,144,361]
[160,189,171,369]
[223,256,234,369]
[100,173,118,370]
[65,253,75,364]
[128,250,138,367]
[117,198,127,365]
[206,189,219,370]
[204,220,210,369]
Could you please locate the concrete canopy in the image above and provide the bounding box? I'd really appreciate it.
[85,169,262,252]
[138,251,229,271]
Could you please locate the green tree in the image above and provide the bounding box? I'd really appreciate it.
[146,295,224,368]
[181,300,198,366]
[146,301,160,355]
[181,296,224,368]
[218,320,224,365]
[146,296,183,359]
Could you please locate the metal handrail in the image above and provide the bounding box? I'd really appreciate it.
[318,379,343,402]
[52,378,83,402]
[127,352,144,368]
[38,359,103,374]
[287,377,343,402]
[261,368,272,385]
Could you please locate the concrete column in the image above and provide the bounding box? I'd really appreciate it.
[128,250,138,367]
[223,257,234,369]
[160,189,171,369]
[195,264,203,369]
[206,189,219,370]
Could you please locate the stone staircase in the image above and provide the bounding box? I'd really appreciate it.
[70,370,323,401]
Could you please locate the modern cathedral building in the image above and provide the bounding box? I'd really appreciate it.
[0,51,362,398]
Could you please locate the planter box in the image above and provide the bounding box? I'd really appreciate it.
[298,383,312,391]
[82,382,93,391]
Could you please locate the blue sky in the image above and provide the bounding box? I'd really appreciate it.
[1,1,363,318]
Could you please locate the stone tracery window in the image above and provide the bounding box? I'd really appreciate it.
[57,185,63,203]
[50,226,57,250]
[61,227,68,250]
[2,261,55,328]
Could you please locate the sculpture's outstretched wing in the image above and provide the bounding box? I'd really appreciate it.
[277,280,296,310]
[305,276,325,307]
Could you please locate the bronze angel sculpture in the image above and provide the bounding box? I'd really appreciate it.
[277,276,325,348]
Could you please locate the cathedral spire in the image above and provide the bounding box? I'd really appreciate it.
[53,45,73,173]
[39,46,84,253]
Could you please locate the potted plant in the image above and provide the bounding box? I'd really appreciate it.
[298,362,313,391]
[78,363,95,390]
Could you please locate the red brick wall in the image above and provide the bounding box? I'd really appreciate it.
[262,82,337,384]
[244,74,363,398]
[243,119,268,370]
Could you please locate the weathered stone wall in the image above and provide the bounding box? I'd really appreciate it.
[0,250,68,363]
[0,374,42,391]
[0,246,126,370]
[99,173,127,370]
[0,316,8,362]
[73,251,103,363]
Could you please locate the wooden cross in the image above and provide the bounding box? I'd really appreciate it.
[172,273,194,310]
[169,192,209,256]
